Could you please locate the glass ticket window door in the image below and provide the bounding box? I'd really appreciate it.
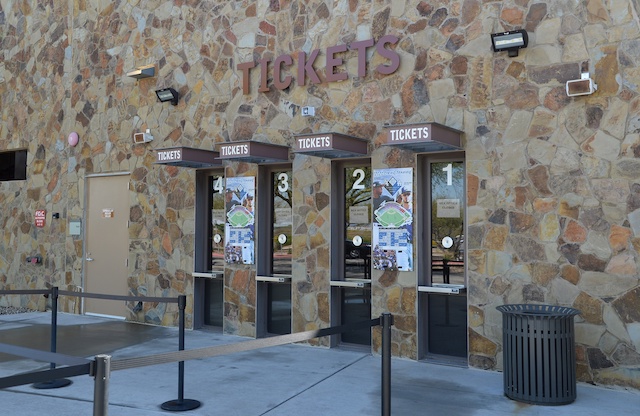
[210,175,226,273]
[194,171,225,328]
[331,163,372,347]
[257,167,292,336]
[419,158,467,362]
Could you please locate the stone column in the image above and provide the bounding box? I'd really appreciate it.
[371,146,418,359]
[291,155,332,346]
[223,163,258,337]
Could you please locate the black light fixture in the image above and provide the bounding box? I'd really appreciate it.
[491,29,528,57]
[155,88,179,105]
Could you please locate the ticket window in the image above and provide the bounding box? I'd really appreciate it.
[418,157,467,362]
[331,162,372,346]
[194,171,225,328]
[210,175,227,273]
[257,167,293,336]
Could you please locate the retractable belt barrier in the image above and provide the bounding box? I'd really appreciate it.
[0,287,180,393]
[113,317,379,370]
[0,345,91,388]
[56,290,180,304]
[0,287,394,416]
[0,289,178,304]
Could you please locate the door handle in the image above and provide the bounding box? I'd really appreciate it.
[86,257,94,262]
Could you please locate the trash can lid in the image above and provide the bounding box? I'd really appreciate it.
[496,304,580,317]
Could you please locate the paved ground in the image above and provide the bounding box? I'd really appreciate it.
[0,312,638,415]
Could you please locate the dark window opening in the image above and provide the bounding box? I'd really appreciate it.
[0,150,27,181]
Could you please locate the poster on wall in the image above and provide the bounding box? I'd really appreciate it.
[372,168,413,271]
[224,176,255,264]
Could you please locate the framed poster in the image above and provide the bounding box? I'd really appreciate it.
[224,176,255,264]
[372,168,413,271]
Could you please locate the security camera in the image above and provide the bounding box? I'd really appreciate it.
[566,73,597,97]
[301,106,315,117]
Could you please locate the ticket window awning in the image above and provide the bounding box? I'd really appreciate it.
[155,147,222,168]
[217,141,290,164]
[382,123,462,152]
[293,132,368,159]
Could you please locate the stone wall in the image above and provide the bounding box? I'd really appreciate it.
[1,0,639,389]
[459,1,640,389]
[0,1,73,310]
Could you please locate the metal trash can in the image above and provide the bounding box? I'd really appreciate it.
[496,304,580,405]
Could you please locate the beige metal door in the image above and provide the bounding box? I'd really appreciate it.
[85,174,130,317]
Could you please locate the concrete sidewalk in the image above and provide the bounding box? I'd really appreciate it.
[1,312,638,415]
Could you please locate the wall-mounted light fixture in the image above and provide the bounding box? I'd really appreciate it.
[155,88,179,106]
[491,29,528,57]
[566,72,597,97]
[126,64,155,79]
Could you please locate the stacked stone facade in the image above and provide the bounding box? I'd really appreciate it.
[1,1,639,389]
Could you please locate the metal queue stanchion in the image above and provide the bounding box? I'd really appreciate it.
[93,354,111,416]
[160,295,201,411]
[381,313,393,416]
[32,287,72,389]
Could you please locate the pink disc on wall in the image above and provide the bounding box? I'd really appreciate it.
[68,132,79,147]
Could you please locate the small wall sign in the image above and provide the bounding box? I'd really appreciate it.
[437,199,460,218]
[35,210,46,228]
[349,206,369,224]
[69,220,82,236]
